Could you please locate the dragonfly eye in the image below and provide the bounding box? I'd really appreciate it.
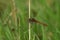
[29,18,35,22]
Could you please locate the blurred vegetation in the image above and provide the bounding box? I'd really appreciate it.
[0,0,60,40]
[0,0,28,40]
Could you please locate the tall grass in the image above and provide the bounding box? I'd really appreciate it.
[0,0,60,40]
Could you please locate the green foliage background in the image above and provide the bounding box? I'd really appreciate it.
[0,0,60,40]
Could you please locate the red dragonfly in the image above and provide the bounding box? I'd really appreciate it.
[29,18,48,26]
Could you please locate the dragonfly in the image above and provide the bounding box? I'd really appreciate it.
[29,18,48,26]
